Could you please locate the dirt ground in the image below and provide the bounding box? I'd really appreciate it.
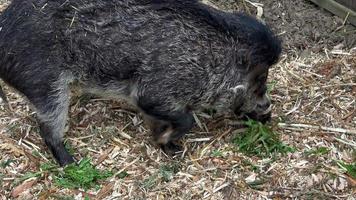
[0,0,355,199]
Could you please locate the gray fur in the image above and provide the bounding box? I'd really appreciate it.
[0,0,281,165]
[0,84,7,104]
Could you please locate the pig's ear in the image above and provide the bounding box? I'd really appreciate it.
[230,84,246,94]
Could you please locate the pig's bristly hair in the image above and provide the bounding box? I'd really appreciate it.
[0,0,281,165]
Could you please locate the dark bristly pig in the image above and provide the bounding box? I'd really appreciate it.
[0,0,281,166]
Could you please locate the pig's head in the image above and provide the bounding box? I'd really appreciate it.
[230,27,281,123]
[231,65,273,123]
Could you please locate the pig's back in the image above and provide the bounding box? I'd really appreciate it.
[0,0,228,85]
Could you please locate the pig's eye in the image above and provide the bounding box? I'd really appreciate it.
[256,75,267,83]
[254,84,267,97]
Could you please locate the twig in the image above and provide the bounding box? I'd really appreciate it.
[334,137,356,148]
[69,11,77,28]
[281,187,351,199]
[193,111,204,130]
[304,83,356,88]
[286,96,301,115]
[186,138,212,143]
[278,123,356,135]
[306,189,350,199]
[203,182,230,199]
[199,128,232,158]
[116,126,133,140]
[244,0,263,7]
[335,12,350,32]
[342,108,355,120]
[114,157,140,177]
[244,0,263,19]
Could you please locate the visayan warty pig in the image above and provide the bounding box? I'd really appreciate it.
[0,0,281,166]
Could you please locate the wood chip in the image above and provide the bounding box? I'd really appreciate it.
[11,179,37,198]
[96,182,115,200]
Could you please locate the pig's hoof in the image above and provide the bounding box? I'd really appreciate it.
[161,142,182,156]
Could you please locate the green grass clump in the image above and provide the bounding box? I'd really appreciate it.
[142,174,159,189]
[159,163,180,182]
[16,158,112,191]
[233,119,295,157]
[338,161,356,179]
[55,158,112,190]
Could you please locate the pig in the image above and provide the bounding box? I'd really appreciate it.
[0,0,281,166]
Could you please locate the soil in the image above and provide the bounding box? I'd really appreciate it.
[0,0,355,199]
[211,0,356,50]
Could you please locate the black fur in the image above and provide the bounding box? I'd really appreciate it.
[0,0,281,166]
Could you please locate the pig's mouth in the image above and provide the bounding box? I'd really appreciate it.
[244,109,271,123]
[234,104,272,124]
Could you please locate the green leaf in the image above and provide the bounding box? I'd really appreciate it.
[338,161,356,179]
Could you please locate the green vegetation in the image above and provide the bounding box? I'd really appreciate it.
[338,161,356,179]
[116,171,129,179]
[202,107,217,116]
[241,159,260,172]
[305,147,330,156]
[159,163,180,182]
[142,174,159,189]
[1,159,15,168]
[211,149,223,157]
[267,80,278,94]
[0,173,4,186]
[13,171,42,186]
[142,163,180,189]
[64,141,75,155]
[15,158,112,191]
[233,119,295,157]
[32,150,41,158]
[54,158,112,190]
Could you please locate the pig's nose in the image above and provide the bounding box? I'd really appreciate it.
[244,110,271,124]
[258,102,271,114]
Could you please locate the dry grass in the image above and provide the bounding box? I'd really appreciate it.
[1,0,356,199]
